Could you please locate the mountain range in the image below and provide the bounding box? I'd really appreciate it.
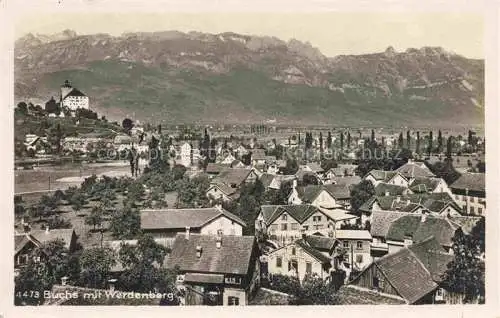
[14,30,484,127]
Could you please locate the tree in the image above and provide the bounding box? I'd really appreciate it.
[45,97,60,114]
[347,131,351,149]
[319,132,323,158]
[442,229,485,303]
[416,131,421,154]
[302,174,319,186]
[118,234,171,293]
[109,205,141,239]
[80,247,116,289]
[122,118,134,133]
[406,131,411,149]
[15,239,80,305]
[398,132,404,149]
[428,131,433,156]
[371,129,375,146]
[437,130,443,153]
[427,160,461,185]
[172,164,187,180]
[282,158,299,175]
[85,206,104,231]
[16,101,28,115]
[296,274,339,305]
[14,195,25,216]
[327,131,332,149]
[176,175,210,208]
[268,181,293,205]
[237,193,260,235]
[350,180,375,214]
[446,136,453,160]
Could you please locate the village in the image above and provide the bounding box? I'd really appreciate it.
[14,80,486,306]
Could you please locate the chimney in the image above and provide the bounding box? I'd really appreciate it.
[61,276,68,286]
[196,245,203,258]
[185,226,190,240]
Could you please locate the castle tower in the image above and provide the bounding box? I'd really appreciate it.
[60,80,73,103]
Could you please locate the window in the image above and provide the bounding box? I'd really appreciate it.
[281,224,288,231]
[282,214,288,221]
[291,223,298,231]
[276,257,282,268]
[343,241,349,248]
[373,277,379,289]
[228,296,240,306]
[291,247,296,256]
[306,262,312,274]
[470,206,475,214]
[470,197,475,203]
[303,225,309,231]
[356,241,363,249]
[270,224,278,233]
[356,254,363,263]
[313,216,322,222]
[478,207,483,215]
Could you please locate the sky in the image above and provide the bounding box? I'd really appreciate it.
[14,12,483,58]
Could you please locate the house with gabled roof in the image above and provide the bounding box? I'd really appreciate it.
[364,170,408,187]
[59,80,89,111]
[266,235,337,281]
[450,172,486,216]
[408,177,451,195]
[348,236,457,304]
[288,183,352,209]
[255,204,357,245]
[374,183,412,197]
[206,168,258,203]
[14,233,43,272]
[359,192,463,225]
[395,159,436,180]
[140,206,246,241]
[250,149,267,166]
[166,233,260,306]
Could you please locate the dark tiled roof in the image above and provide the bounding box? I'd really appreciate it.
[212,168,253,187]
[184,272,224,284]
[375,245,438,303]
[362,192,457,213]
[262,205,322,225]
[296,184,350,203]
[305,163,324,173]
[296,185,323,203]
[330,176,362,187]
[336,285,406,305]
[140,207,246,230]
[324,184,351,199]
[303,235,337,252]
[166,234,256,275]
[450,173,485,193]
[251,149,266,160]
[370,211,406,238]
[295,239,332,264]
[374,183,408,196]
[259,173,276,189]
[205,163,226,174]
[365,170,400,182]
[408,237,454,282]
[386,215,458,247]
[30,229,75,250]
[396,162,435,178]
[64,88,87,98]
[409,177,442,193]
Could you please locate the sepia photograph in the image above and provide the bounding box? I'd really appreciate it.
[7,2,492,310]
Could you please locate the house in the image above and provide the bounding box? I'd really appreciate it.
[30,228,78,252]
[255,204,356,245]
[379,212,460,255]
[374,183,412,197]
[205,163,227,177]
[166,233,260,305]
[328,175,362,187]
[14,233,42,272]
[250,149,267,166]
[113,134,133,152]
[450,173,486,216]
[300,163,324,175]
[348,236,464,304]
[324,164,358,181]
[288,183,351,209]
[266,235,336,281]
[220,153,237,165]
[395,160,436,181]
[409,177,452,195]
[266,159,286,175]
[210,170,260,199]
[230,160,246,168]
[334,230,372,275]
[359,192,463,225]
[259,174,296,191]
[103,238,173,274]
[364,170,408,187]
[24,135,49,155]
[335,285,406,305]
[59,80,89,111]
[140,206,246,242]
[295,169,323,185]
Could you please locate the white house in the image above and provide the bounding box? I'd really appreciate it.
[179,142,193,167]
[60,80,89,111]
